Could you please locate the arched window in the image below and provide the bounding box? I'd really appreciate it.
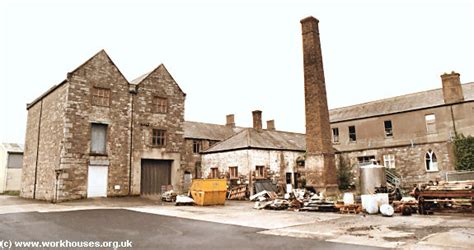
[425,149,438,171]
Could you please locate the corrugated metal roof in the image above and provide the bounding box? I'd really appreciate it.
[202,128,305,153]
[1,143,24,153]
[329,82,474,122]
[183,121,243,140]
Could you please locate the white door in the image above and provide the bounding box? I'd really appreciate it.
[87,166,108,198]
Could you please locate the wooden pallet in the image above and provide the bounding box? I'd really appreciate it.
[339,204,361,214]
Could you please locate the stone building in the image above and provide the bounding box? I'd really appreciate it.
[21,50,186,201]
[330,73,474,189]
[200,111,306,191]
[0,143,23,193]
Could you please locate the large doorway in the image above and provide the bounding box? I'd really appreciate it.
[141,159,172,195]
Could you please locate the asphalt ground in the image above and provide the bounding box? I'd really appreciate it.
[0,209,384,249]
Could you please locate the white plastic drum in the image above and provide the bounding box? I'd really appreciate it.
[380,204,394,217]
[343,193,355,205]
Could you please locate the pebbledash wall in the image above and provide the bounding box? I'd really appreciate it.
[21,50,186,201]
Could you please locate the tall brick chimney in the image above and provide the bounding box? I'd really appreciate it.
[252,110,262,131]
[301,16,338,194]
[441,71,464,104]
[226,114,235,127]
[266,120,275,131]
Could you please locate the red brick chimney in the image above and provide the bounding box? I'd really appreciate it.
[252,110,262,131]
[441,71,464,104]
[301,16,338,194]
[226,114,235,127]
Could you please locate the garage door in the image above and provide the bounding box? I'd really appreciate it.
[87,166,108,198]
[141,159,172,195]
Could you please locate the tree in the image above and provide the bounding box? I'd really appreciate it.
[453,134,474,171]
[337,155,354,190]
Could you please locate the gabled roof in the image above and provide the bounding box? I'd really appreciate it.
[202,128,306,153]
[130,64,186,96]
[184,121,243,141]
[27,50,128,109]
[1,143,24,153]
[329,82,474,122]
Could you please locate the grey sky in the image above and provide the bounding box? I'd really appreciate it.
[1,0,473,143]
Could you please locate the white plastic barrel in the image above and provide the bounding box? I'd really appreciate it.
[380,204,394,217]
[376,193,389,206]
[361,194,379,214]
[343,192,354,205]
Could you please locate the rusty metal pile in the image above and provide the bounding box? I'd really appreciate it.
[412,181,473,214]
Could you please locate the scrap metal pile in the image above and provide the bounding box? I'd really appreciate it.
[251,189,337,212]
[412,181,473,214]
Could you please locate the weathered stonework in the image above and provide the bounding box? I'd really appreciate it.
[21,50,186,202]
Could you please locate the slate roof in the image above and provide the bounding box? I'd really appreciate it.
[202,128,306,153]
[1,143,24,153]
[183,121,244,141]
[329,82,474,122]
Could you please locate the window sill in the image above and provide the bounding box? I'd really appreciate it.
[425,169,439,173]
[90,153,108,156]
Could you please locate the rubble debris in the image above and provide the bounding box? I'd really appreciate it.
[227,185,247,200]
[339,204,361,214]
[300,194,338,212]
[254,199,289,210]
[413,181,473,214]
[249,190,278,201]
[161,190,177,202]
[175,195,195,206]
[254,179,278,194]
[393,197,418,214]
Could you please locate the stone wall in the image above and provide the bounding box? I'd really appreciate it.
[21,83,68,200]
[202,149,304,188]
[131,65,186,194]
[58,50,132,201]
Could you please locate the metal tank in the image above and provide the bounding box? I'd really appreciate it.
[359,163,387,194]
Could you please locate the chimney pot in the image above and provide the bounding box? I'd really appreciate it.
[226,114,235,127]
[266,120,275,131]
[252,110,262,131]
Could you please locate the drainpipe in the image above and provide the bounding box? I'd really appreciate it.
[33,100,43,199]
[449,105,457,138]
[128,85,137,195]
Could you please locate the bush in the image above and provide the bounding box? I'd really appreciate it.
[453,134,474,171]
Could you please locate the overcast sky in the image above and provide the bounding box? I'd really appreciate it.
[1,0,473,144]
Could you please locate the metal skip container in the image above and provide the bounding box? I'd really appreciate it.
[359,163,387,194]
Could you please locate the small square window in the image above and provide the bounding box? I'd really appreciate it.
[152,129,166,147]
[153,96,168,113]
[193,140,201,154]
[425,114,436,134]
[256,166,265,178]
[383,154,395,168]
[229,166,238,179]
[92,87,110,107]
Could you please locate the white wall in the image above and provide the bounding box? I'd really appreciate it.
[0,149,7,193]
[201,149,304,180]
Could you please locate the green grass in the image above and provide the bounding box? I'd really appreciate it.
[1,191,20,196]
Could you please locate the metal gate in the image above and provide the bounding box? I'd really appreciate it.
[141,159,172,195]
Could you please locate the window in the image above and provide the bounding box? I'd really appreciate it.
[425,149,438,171]
[195,162,202,179]
[229,166,238,179]
[92,87,110,107]
[384,120,393,137]
[425,114,436,134]
[152,129,166,147]
[91,123,107,154]
[349,126,357,142]
[332,128,339,143]
[357,155,375,165]
[256,165,265,178]
[211,167,219,178]
[192,140,201,154]
[153,96,168,113]
[7,153,23,169]
[383,154,395,168]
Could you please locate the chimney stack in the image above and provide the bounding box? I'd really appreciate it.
[441,71,464,104]
[301,16,338,194]
[266,120,275,131]
[252,110,262,131]
[226,114,235,127]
